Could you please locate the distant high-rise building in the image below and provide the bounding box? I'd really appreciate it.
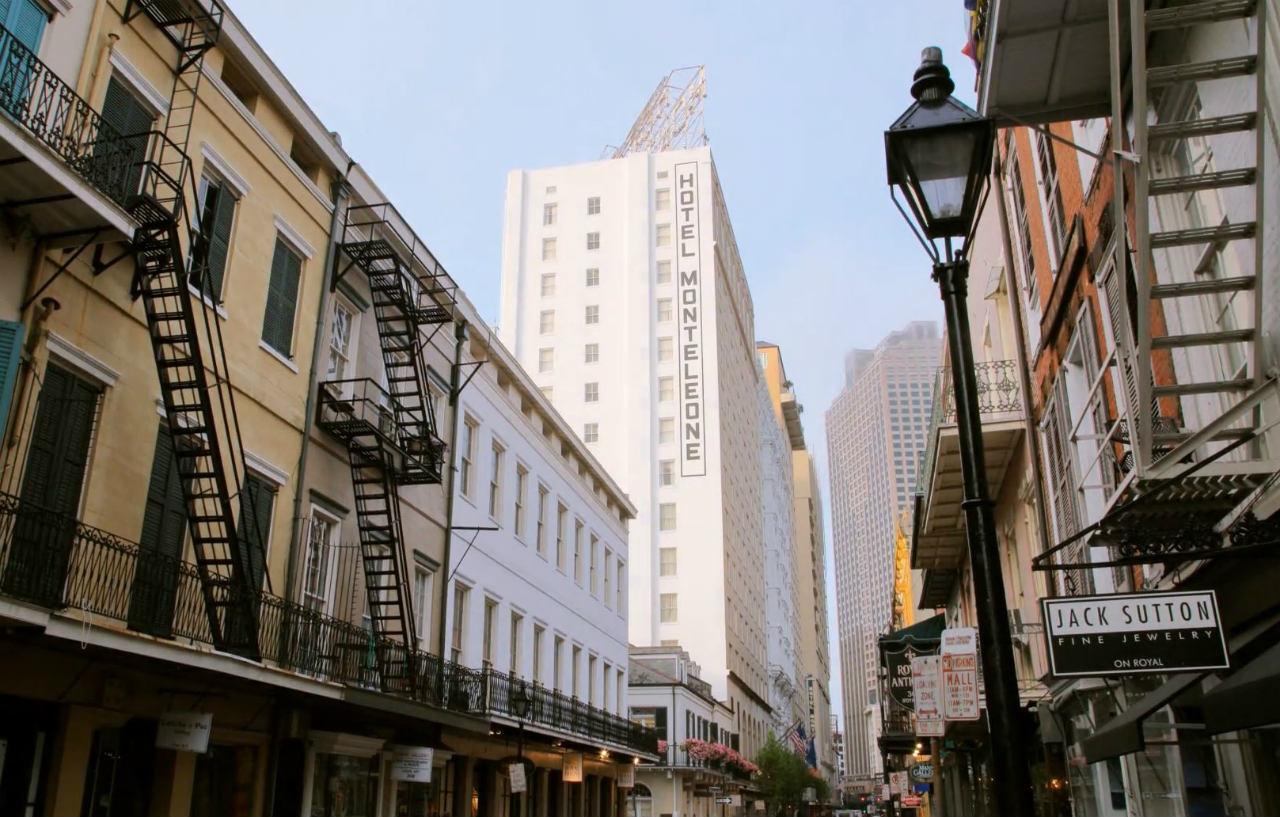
[498,144,771,757]
[825,321,940,779]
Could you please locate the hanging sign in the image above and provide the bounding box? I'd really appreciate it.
[509,762,527,794]
[617,764,635,789]
[903,794,923,807]
[941,628,980,721]
[890,771,909,797]
[886,648,919,710]
[1042,590,1229,677]
[562,752,584,783]
[911,655,944,736]
[156,711,213,753]
[390,746,434,783]
[881,784,891,801]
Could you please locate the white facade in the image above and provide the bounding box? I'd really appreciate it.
[759,371,803,735]
[499,147,771,756]
[444,319,635,716]
[824,322,940,779]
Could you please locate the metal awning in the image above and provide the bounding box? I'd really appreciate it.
[1081,673,1201,763]
[1203,640,1280,735]
[918,569,959,609]
[976,0,1117,124]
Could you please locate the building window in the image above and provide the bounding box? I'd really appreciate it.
[450,583,469,663]
[585,305,599,325]
[541,272,556,297]
[509,611,523,675]
[659,417,675,444]
[412,561,435,651]
[657,337,673,362]
[658,377,674,402]
[192,174,237,302]
[542,237,557,261]
[660,547,677,576]
[585,267,600,287]
[536,484,549,556]
[616,669,625,715]
[590,534,600,596]
[459,416,477,498]
[488,441,504,520]
[540,386,552,401]
[584,382,599,402]
[660,593,677,623]
[586,232,600,251]
[659,459,675,485]
[659,502,676,530]
[543,202,557,226]
[584,343,599,364]
[616,562,624,611]
[514,464,528,537]
[538,347,553,373]
[546,185,557,194]
[655,223,672,247]
[556,503,568,571]
[589,655,598,705]
[574,520,584,585]
[655,188,671,210]
[603,660,612,710]
[261,237,303,357]
[583,423,598,443]
[539,310,555,334]
[603,548,613,608]
[1034,130,1067,263]
[482,597,498,668]
[302,511,338,614]
[657,298,673,322]
[587,196,600,215]
[1006,139,1039,309]
[572,645,583,699]
[325,301,356,382]
[554,635,565,691]
[532,624,545,684]
[656,260,672,284]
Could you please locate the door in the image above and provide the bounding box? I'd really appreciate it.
[128,424,187,637]
[0,0,49,119]
[80,719,157,817]
[3,364,99,606]
[0,694,54,817]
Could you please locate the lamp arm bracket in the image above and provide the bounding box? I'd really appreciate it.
[1000,111,1115,164]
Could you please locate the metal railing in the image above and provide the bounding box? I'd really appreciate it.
[316,378,446,481]
[915,359,1022,498]
[0,491,659,754]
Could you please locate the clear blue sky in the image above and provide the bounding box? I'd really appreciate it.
[234,0,980,729]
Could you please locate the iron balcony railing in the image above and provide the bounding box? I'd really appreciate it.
[0,491,659,754]
[317,378,447,482]
[915,359,1022,500]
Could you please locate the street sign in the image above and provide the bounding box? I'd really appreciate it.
[156,711,213,753]
[902,794,923,807]
[509,762,527,794]
[715,796,732,804]
[941,628,980,721]
[910,763,934,782]
[562,752,583,782]
[911,655,944,736]
[1042,590,1229,677]
[390,746,435,783]
[890,771,908,797]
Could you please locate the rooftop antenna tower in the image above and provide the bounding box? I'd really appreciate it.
[603,65,708,158]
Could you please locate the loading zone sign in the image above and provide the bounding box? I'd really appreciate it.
[1042,590,1229,677]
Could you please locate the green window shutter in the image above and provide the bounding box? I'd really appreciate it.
[237,474,274,592]
[7,0,47,53]
[205,184,236,300]
[261,238,301,356]
[130,424,186,637]
[0,319,24,440]
[98,78,153,200]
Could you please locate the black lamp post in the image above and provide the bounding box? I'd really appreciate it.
[510,680,534,817]
[884,47,1033,817]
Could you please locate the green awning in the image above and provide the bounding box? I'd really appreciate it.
[879,614,946,651]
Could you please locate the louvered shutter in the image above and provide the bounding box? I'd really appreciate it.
[98,78,153,200]
[204,185,236,300]
[237,474,273,593]
[0,320,24,440]
[261,239,301,355]
[7,0,46,53]
[129,425,186,636]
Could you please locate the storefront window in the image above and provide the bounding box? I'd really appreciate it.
[311,754,379,817]
[192,745,258,817]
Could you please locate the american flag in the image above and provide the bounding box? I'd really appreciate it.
[789,722,807,756]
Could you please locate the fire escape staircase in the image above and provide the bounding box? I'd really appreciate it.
[316,205,456,690]
[119,0,264,657]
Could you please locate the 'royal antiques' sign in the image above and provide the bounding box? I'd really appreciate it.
[911,655,945,737]
[1042,590,1229,677]
[886,647,920,710]
[941,628,980,721]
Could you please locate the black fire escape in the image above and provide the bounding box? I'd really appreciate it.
[319,203,455,690]
[120,0,263,657]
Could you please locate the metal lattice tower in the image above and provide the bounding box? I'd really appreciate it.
[604,65,708,158]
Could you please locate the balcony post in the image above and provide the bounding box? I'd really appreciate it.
[933,258,1033,816]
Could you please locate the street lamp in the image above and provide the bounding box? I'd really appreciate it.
[884,47,1033,817]
[510,680,534,817]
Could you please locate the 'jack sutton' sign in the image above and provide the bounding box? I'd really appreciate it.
[1042,590,1229,677]
[674,161,706,477]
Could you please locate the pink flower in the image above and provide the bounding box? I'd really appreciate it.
[657,739,668,753]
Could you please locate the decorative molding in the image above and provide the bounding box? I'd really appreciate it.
[244,449,289,486]
[274,215,316,259]
[40,0,73,16]
[108,50,169,116]
[46,332,119,386]
[308,490,348,520]
[199,142,251,198]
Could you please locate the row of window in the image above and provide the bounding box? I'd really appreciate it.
[541,195,602,227]
[540,233,600,261]
[455,416,626,610]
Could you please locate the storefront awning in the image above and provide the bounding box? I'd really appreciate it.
[1203,640,1280,735]
[1081,673,1202,763]
[879,614,946,650]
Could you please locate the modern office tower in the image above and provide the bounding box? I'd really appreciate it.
[498,68,772,758]
[824,321,940,780]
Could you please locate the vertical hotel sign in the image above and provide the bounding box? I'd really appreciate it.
[675,161,706,477]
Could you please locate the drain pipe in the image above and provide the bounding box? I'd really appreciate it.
[992,155,1054,586]
[436,318,468,659]
[284,164,354,604]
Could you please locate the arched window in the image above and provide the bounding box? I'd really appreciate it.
[628,783,654,817]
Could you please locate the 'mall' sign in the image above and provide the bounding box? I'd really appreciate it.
[1042,590,1229,677]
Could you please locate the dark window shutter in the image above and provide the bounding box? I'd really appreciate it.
[0,319,24,440]
[130,425,187,636]
[261,239,301,356]
[205,184,236,299]
[237,474,274,592]
[97,78,153,200]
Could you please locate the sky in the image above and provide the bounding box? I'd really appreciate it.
[233,0,980,728]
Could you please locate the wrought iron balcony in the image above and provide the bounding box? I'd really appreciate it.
[485,670,660,756]
[913,359,1024,570]
[317,378,446,483]
[339,202,457,324]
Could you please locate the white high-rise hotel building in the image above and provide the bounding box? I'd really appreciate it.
[498,145,772,755]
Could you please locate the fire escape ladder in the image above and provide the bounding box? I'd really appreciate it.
[347,434,417,692]
[1126,0,1266,473]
